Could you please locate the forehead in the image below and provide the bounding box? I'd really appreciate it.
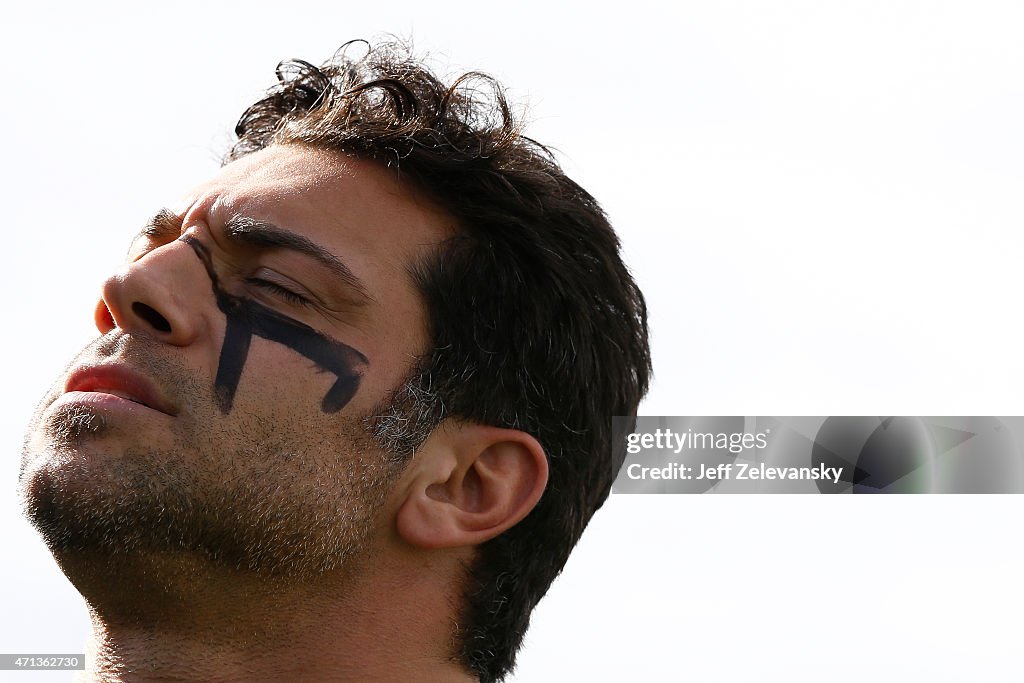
[181,144,454,261]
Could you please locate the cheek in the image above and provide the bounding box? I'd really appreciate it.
[353,353,411,404]
[227,340,346,416]
[341,306,430,413]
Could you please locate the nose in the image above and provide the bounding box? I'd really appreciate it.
[95,240,207,346]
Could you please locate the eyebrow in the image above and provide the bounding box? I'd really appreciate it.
[139,208,374,305]
[140,208,183,240]
[222,214,373,303]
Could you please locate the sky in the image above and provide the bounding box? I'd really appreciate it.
[2,1,1024,681]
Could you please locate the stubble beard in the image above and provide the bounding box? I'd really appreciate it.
[19,333,408,582]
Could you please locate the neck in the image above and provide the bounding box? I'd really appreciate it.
[62,547,475,682]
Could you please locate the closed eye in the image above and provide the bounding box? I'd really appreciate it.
[246,277,315,308]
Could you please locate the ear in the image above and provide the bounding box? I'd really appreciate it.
[396,422,548,550]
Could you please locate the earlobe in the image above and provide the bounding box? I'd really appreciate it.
[396,424,548,550]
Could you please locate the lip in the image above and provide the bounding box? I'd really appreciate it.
[63,363,176,416]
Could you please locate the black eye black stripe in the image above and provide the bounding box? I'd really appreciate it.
[180,234,368,414]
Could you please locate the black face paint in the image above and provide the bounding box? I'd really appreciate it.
[180,234,368,414]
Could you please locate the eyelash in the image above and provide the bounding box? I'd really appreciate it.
[246,278,314,308]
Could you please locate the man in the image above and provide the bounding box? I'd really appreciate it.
[19,40,650,682]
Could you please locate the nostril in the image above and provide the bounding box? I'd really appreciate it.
[132,302,172,333]
[95,300,116,333]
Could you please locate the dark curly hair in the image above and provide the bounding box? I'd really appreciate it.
[228,40,651,682]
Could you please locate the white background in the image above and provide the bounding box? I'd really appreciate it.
[2,2,1023,681]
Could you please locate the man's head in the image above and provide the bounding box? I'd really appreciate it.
[20,40,650,681]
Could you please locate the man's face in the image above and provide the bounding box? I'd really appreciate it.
[19,144,453,576]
